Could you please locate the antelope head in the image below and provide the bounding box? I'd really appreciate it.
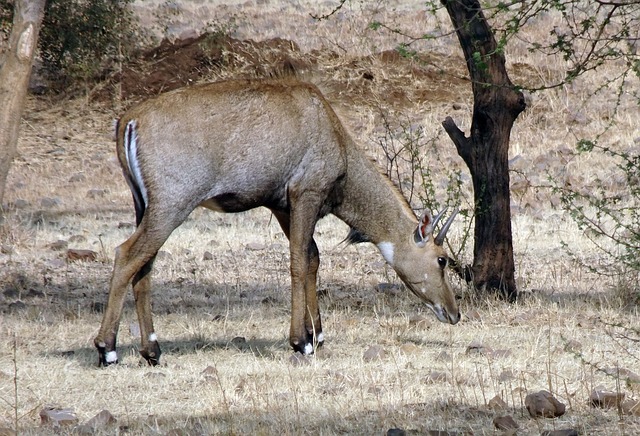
[380,208,460,325]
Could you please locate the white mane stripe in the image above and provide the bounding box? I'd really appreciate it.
[124,120,148,206]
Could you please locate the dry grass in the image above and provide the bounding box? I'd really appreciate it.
[1,1,639,435]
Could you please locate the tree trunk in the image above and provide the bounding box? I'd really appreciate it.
[441,0,525,300]
[0,0,46,216]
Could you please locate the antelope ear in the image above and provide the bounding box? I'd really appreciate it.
[414,210,434,246]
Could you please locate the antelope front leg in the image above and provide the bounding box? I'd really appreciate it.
[304,239,323,348]
[287,192,325,355]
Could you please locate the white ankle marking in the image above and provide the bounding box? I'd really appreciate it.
[304,343,314,355]
[105,351,118,363]
[377,242,395,265]
[317,332,324,343]
[149,333,158,342]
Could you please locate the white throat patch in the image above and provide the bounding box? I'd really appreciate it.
[377,242,395,266]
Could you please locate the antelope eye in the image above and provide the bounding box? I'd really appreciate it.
[437,256,447,269]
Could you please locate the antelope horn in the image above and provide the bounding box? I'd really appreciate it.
[434,206,458,246]
[432,207,447,229]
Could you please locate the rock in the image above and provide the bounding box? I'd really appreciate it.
[525,390,566,418]
[87,188,108,198]
[67,248,98,262]
[289,352,311,367]
[363,345,387,362]
[590,386,625,408]
[465,309,482,322]
[39,407,78,427]
[603,367,640,387]
[48,240,68,251]
[230,336,247,350]
[424,371,448,383]
[465,340,492,356]
[68,234,87,243]
[377,282,403,295]
[85,409,117,429]
[68,173,86,183]
[201,366,218,382]
[488,395,508,410]
[493,415,518,430]
[40,197,61,208]
[245,242,265,251]
[399,343,419,355]
[387,428,406,436]
[435,350,451,361]
[498,369,516,382]
[90,302,105,313]
[541,430,578,436]
[408,314,431,328]
[203,251,214,261]
[621,399,640,416]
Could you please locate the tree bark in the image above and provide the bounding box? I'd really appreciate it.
[0,0,46,215]
[441,0,525,300]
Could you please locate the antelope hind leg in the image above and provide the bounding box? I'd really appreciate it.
[133,258,161,365]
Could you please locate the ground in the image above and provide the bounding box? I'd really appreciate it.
[0,1,639,435]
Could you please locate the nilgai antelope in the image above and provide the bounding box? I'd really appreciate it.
[95,78,459,366]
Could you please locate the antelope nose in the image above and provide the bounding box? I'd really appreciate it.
[448,310,461,325]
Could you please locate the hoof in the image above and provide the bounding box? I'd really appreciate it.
[140,344,161,366]
[96,344,118,367]
[292,331,324,356]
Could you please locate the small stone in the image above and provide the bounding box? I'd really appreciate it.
[40,197,61,208]
[489,349,512,359]
[67,248,98,262]
[525,390,566,418]
[0,245,14,254]
[424,371,447,383]
[488,395,508,410]
[39,407,78,427]
[245,242,265,251]
[435,350,451,361]
[68,234,86,243]
[399,343,419,355]
[498,369,516,382]
[12,199,29,209]
[465,309,482,322]
[387,428,406,436]
[622,399,640,416]
[203,251,214,261]
[90,302,105,313]
[466,340,492,356]
[68,173,86,183]
[289,352,311,366]
[231,336,246,347]
[408,314,431,328]
[48,240,68,251]
[377,282,403,295]
[85,409,117,429]
[603,367,640,387]
[363,345,387,362]
[590,386,625,408]
[541,430,579,436]
[493,415,518,430]
[87,188,108,198]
